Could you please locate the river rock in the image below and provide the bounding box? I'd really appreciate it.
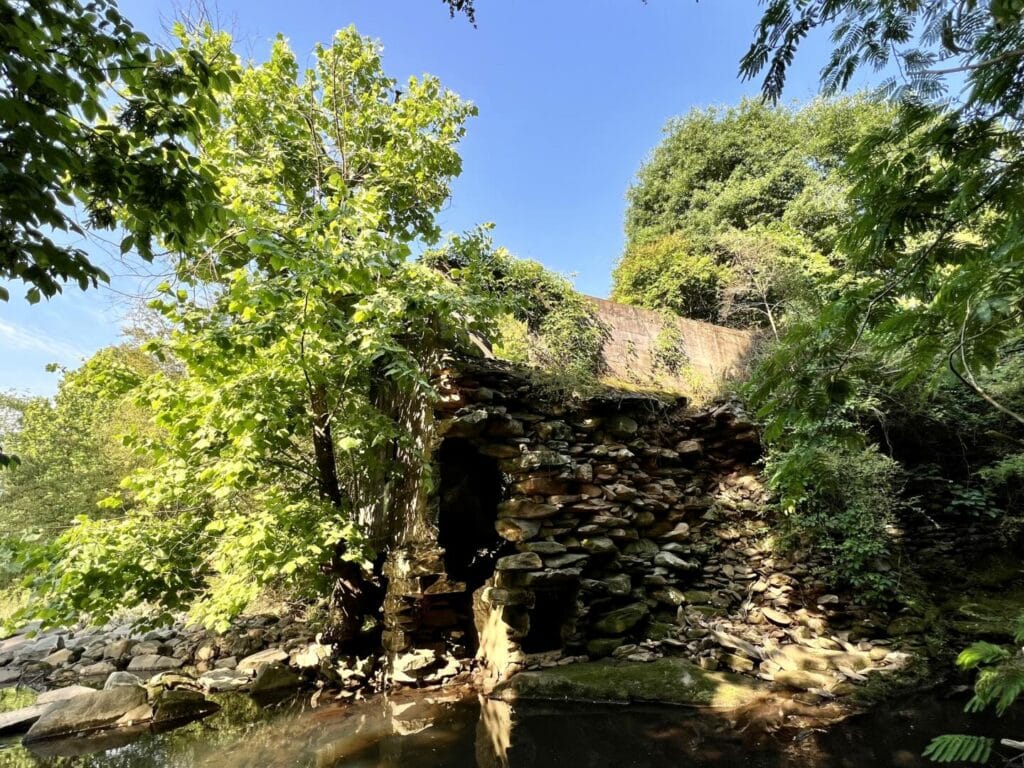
[496,518,541,542]
[104,671,144,689]
[79,661,117,677]
[37,685,94,705]
[152,688,219,724]
[250,662,300,695]
[24,685,147,742]
[127,654,183,672]
[237,648,289,672]
[198,668,253,693]
[0,704,51,736]
[496,553,543,572]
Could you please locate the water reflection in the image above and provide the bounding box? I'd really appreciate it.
[3,686,1024,767]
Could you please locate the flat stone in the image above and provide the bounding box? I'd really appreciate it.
[580,537,616,554]
[42,648,76,667]
[237,648,289,672]
[521,541,566,555]
[482,588,535,607]
[495,552,543,572]
[497,500,559,520]
[126,654,183,672]
[37,686,95,706]
[24,685,147,742]
[761,608,792,626]
[543,553,589,569]
[653,552,698,571]
[250,662,300,695]
[79,661,117,677]
[198,668,252,693]
[0,704,51,736]
[593,603,649,635]
[495,518,541,542]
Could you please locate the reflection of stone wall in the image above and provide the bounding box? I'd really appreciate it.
[586,296,754,390]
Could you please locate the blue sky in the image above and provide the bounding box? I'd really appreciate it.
[2,0,844,395]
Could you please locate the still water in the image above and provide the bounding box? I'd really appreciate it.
[1,687,1021,768]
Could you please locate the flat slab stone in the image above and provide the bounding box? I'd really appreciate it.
[126,655,183,672]
[0,703,51,736]
[37,686,95,706]
[238,648,288,672]
[494,658,766,709]
[24,685,147,742]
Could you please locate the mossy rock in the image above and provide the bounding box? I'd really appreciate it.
[493,658,765,709]
[948,589,1024,641]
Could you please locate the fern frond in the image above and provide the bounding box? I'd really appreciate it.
[924,734,994,764]
[958,642,1012,671]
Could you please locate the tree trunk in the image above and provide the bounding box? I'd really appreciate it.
[310,383,344,508]
[309,383,374,648]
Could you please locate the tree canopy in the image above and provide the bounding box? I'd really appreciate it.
[0,0,235,302]
[612,97,888,328]
[17,27,493,632]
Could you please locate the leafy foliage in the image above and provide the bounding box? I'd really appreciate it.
[614,97,888,326]
[0,1,236,302]
[765,426,902,596]
[0,346,155,536]
[923,734,994,764]
[17,27,487,631]
[426,231,610,395]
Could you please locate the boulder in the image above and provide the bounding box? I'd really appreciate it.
[249,663,300,695]
[495,658,764,708]
[37,685,94,705]
[104,671,144,689]
[237,647,289,672]
[151,688,219,724]
[24,685,147,742]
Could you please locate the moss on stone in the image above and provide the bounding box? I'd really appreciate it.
[493,658,764,709]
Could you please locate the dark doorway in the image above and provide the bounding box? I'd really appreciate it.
[521,587,577,653]
[437,438,508,654]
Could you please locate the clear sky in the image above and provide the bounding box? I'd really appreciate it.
[1,0,845,395]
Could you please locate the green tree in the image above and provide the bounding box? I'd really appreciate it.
[1,0,235,302]
[0,346,155,538]
[20,28,488,635]
[613,97,888,325]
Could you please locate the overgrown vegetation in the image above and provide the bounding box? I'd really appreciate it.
[425,231,610,397]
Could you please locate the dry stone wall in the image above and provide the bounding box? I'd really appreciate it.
[381,359,911,695]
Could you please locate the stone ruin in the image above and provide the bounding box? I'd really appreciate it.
[376,357,913,694]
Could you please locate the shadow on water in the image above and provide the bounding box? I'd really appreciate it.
[3,686,1024,768]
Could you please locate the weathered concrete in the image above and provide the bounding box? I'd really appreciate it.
[587,296,754,391]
